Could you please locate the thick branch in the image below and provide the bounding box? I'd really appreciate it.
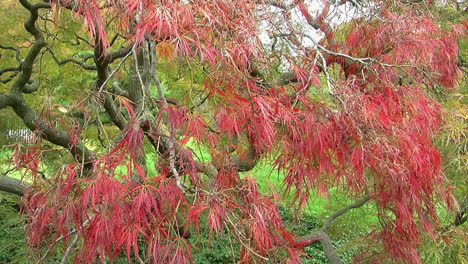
[215,139,260,172]
[294,196,370,264]
[1,93,93,166]
[320,196,370,232]
[12,0,49,93]
[0,93,15,109]
[0,174,29,196]
[296,231,341,264]
[93,37,127,130]
[105,44,134,64]
[22,79,39,94]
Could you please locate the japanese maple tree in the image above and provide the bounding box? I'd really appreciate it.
[0,0,465,263]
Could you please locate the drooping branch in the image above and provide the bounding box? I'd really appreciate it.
[1,0,94,170]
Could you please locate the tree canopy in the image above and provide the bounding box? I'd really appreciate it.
[0,0,466,263]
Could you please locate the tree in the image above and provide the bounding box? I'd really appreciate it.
[0,0,465,263]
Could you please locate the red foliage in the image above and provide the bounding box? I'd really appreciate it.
[16,0,466,263]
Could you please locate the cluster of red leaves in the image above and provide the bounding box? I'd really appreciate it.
[182,10,463,263]
[335,13,464,261]
[19,1,466,264]
[20,104,302,263]
[12,145,40,178]
[24,133,193,263]
[343,11,463,88]
[23,136,303,263]
[53,0,263,71]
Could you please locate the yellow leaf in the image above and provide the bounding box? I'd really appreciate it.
[155,41,175,60]
[54,105,69,113]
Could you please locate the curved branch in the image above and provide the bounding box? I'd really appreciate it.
[0,72,19,84]
[93,37,129,130]
[12,0,50,93]
[293,196,370,264]
[22,79,40,94]
[47,48,97,70]
[109,33,121,47]
[0,93,15,109]
[224,140,260,172]
[75,33,94,48]
[320,196,370,232]
[105,44,133,64]
[0,44,22,63]
[0,67,20,77]
[295,231,342,264]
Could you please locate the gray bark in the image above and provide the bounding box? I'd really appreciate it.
[0,174,28,196]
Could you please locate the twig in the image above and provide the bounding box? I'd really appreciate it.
[0,44,22,63]
[149,41,187,192]
[59,232,80,264]
[37,218,90,264]
[46,47,97,70]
